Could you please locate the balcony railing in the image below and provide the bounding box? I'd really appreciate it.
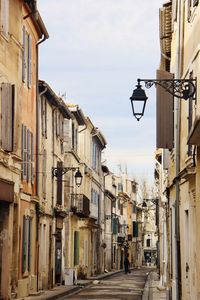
[71,193,90,218]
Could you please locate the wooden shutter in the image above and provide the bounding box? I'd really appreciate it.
[28,35,32,88]
[112,218,118,234]
[22,124,27,180]
[133,221,138,237]
[31,132,34,184]
[156,70,174,149]
[42,150,47,198]
[27,217,31,272]
[41,96,45,136]
[22,215,27,273]
[120,204,123,215]
[27,129,31,182]
[56,111,60,137]
[1,83,14,151]
[74,231,79,266]
[22,26,26,82]
[72,122,75,148]
[57,161,63,205]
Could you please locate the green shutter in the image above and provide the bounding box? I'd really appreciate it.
[112,218,118,235]
[133,221,138,237]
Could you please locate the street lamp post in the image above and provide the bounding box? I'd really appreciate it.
[130,78,196,121]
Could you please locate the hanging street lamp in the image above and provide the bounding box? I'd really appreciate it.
[130,78,196,121]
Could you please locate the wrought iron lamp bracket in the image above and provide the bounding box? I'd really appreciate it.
[52,167,77,178]
[138,78,196,100]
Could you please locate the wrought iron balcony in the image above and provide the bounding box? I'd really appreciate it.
[71,193,90,218]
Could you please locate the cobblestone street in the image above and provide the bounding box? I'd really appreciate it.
[61,268,148,300]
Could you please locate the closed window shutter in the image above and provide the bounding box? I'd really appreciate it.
[57,161,63,205]
[31,132,34,184]
[120,204,123,215]
[112,218,118,234]
[156,69,174,149]
[1,83,14,151]
[22,26,26,82]
[22,124,27,180]
[55,110,59,137]
[72,123,75,148]
[74,231,79,266]
[28,35,32,88]
[60,115,63,140]
[27,129,31,182]
[22,215,27,273]
[27,217,31,272]
[41,96,45,136]
[133,221,138,237]
[42,149,47,198]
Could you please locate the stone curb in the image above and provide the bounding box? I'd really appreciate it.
[17,269,124,300]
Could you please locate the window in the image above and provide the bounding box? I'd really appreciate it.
[22,26,32,87]
[72,122,77,152]
[74,231,79,266]
[146,238,151,247]
[133,221,138,237]
[1,83,14,151]
[41,96,47,138]
[92,141,100,172]
[118,183,123,192]
[118,199,120,210]
[22,124,34,183]
[56,161,63,205]
[188,72,193,156]
[22,215,31,273]
[91,189,98,205]
[0,0,9,38]
[112,218,118,234]
[42,150,47,199]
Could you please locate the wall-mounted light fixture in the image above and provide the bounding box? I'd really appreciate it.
[142,198,159,208]
[52,167,83,187]
[130,78,196,121]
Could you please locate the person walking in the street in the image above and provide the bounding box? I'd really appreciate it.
[124,254,130,274]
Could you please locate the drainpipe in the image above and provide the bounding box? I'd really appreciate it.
[174,0,183,298]
[36,35,48,292]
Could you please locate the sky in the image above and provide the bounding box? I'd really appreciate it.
[38,0,164,183]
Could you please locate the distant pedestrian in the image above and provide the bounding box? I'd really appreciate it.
[124,255,130,274]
